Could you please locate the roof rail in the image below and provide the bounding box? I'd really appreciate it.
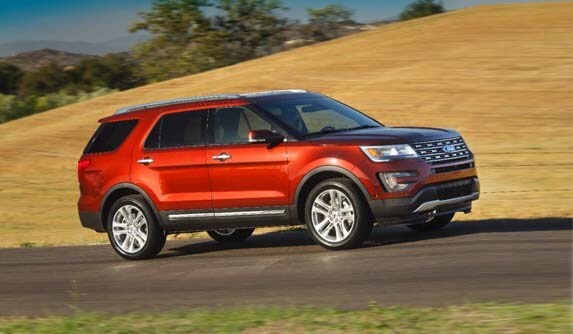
[241,89,308,97]
[114,94,241,115]
[114,89,309,115]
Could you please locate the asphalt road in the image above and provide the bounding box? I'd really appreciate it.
[0,218,571,316]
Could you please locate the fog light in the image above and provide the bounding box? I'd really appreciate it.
[380,171,417,192]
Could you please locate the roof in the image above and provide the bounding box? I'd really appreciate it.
[114,89,308,115]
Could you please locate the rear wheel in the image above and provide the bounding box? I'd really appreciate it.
[407,213,455,232]
[207,228,255,243]
[107,195,166,260]
[305,178,373,250]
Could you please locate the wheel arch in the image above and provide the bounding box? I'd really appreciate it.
[100,183,163,231]
[292,166,372,222]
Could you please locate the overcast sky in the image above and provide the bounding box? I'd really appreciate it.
[0,0,561,44]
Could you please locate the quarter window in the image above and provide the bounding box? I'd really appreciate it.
[145,110,206,149]
[84,120,138,154]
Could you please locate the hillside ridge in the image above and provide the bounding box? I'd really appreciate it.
[1,48,97,71]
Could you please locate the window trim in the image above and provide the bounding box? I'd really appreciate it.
[143,108,209,151]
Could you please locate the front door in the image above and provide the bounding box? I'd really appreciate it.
[206,106,289,220]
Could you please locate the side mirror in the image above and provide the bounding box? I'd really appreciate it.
[248,129,285,148]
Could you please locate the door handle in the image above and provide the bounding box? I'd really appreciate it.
[137,157,154,165]
[212,152,231,162]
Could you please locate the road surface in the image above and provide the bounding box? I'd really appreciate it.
[0,218,570,316]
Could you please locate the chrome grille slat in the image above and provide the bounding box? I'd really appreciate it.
[424,155,470,163]
[412,137,471,165]
[419,148,467,157]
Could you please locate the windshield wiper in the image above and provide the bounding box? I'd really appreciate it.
[343,125,380,131]
[304,125,380,138]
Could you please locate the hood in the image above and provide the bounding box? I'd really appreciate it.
[307,126,460,145]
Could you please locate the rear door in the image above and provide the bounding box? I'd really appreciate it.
[130,109,212,223]
[206,106,289,218]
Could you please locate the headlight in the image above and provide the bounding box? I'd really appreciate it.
[360,145,418,162]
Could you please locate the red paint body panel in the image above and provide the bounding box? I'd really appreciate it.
[77,116,141,212]
[131,146,211,211]
[206,143,289,208]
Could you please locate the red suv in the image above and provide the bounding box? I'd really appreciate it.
[78,90,479,260]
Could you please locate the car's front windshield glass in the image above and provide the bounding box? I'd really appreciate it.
[255,96,381,137]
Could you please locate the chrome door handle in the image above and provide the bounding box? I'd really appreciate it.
[137,157,154,165]
[212,152,231,162]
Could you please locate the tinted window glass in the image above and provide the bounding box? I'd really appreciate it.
[145,110,206,149]
[84,120,137,154]
[212,106,273,145]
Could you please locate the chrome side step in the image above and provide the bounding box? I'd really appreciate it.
[168,212,215,221]
[168,209,286,221]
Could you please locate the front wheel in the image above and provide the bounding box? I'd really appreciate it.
[407,213,455,232]
[107,195,166,260]
[207,228,255,243]
[305,178,373,250]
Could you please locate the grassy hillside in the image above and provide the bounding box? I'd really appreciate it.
[0,2,571,247]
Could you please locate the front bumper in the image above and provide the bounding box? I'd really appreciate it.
[368,177,480,225]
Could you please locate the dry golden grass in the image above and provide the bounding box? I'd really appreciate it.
[0,2,571,247]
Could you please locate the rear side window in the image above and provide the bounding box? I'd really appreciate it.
[84,120,138,154]
[145,110,206,149]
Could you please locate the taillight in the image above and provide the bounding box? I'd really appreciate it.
[77,159,91,178]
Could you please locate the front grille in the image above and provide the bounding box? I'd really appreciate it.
[432,162,473,174]
[436,178,474,200]
[412,137,471,165]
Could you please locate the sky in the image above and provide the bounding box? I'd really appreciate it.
[0,0,561,44]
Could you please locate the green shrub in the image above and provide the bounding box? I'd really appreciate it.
[400,0,445,21]
[0,88,117,124]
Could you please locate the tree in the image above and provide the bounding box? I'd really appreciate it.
[214,0,288,62]
[70,54,146,91]
[130,0,212,44]
[399,0,445,21]
[130,0,214,81]
[18,63,71,96]
[0,62,24,95]
[305,4,355,42]
[129,0,288,81]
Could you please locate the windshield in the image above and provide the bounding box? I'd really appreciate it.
[255,96,381,137]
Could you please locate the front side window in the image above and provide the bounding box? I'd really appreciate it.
[256,96,381,137]
[145,110,206,149]
[211,106,274,145]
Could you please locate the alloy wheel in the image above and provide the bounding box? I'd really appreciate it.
[311,189,355,243]
[112,205,148,254]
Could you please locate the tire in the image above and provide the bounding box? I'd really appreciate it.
[305,178,373,250]
[106,195,166,260]
[207,228,255,243]
[407,213,455,232]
